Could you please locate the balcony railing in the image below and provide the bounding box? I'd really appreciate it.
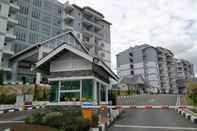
[9,0,20,10]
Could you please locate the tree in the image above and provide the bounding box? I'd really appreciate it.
[187,81,197,103]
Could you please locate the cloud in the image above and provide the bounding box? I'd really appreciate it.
[59,0,197,75]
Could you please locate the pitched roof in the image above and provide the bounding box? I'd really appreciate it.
[10,31,89,61]
[33,41,119,81]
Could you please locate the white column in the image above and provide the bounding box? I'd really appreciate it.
[11,62,18,84]
[80,80,82,100]
[93,80,97,103]
[36,46,43,84]
[105,86,108,102]
[58,81,61,102]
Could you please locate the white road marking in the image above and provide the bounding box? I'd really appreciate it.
[0,121,24,124]
[114,124,197,130]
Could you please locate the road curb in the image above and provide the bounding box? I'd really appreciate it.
[0,105,45,114]
[175,108,197,124]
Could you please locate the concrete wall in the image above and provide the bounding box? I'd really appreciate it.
[50,51,92,72]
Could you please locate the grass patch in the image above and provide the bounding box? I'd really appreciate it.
[185,95,197,107]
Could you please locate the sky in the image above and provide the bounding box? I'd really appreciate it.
[58,0,197,75]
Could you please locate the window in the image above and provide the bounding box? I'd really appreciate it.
[30,20,39,31]
[29,32,39,43]
[0,4,2,12]
[32,9,40,19]
[130,64,134,69]
[50,81,59,102]
[61,80,80,90]
[19,6,29,15]
[57,7,62,16]
[82,79,93,100]
[129,52,133,57]
[18,15,28,27]
[42,13,51,23]
[131,71,134,75]
[16,31,26,41]
[41,24,50,36]
[33,0,42,7]
[130,58,133,62]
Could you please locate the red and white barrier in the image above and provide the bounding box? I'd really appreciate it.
[81,105,194,109]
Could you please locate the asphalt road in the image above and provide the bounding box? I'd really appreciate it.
[109,94,197,131]
[0,108,46,130]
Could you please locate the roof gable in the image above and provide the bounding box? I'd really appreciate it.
[34,43,93,70]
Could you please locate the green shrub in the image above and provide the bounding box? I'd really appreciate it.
[25,107,92,131]
[43,112,63,128]
[25,116,34,124]
[0,94,16,104]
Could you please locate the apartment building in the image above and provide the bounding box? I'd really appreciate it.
[176,59,194,93]
[63,2,111,67]
[0,0,112,84]
[117,44,177,93]
[13,0,64,83]
[176,59,194,80]
[0,0,19,82]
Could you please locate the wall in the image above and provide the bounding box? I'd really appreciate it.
[50,51,92,72]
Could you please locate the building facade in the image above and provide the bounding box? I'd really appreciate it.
[13,0,64,83]
[0,0,19,82]
[117,44,177,93]
[0,0,112,84]
[63,2,111,67]
[176,59,194,93]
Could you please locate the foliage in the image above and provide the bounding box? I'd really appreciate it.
[33,85,50,101]
[0,86,16,104]
[186,81,197,104]
[25,107,94,131]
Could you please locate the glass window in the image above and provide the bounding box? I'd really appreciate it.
[61,80,80,90]
[18,15,28,28]
[30,20,39,31]
[60,92,80,101]
[19,5,29,15]
[33,0,42,7]
[101,84,106,101]
[49,81,59,102]
[82,79,93,100]
[32,9,40,19]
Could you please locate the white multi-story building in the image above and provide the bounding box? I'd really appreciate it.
[117,44,177,93]
[0,0,19,81]
[176,59,194,93]
[63,2,111,67]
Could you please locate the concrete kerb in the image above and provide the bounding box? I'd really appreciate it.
[97,107,124,131]
[175,107,197,124]
[0,105,45,114]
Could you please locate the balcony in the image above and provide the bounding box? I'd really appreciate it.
[0,64,12,72]
[8,14,18,25]
[64,3,74,13]
[3,44,14,55]
[63,24,74,31]
[9,0,20,10]
[82,18,103,30]
[6,28,16,40]
[63,14,74,22]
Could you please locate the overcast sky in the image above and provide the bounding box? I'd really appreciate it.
[58,0,197,75]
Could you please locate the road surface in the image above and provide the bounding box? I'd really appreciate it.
[0,108,46,130]
[109,94,197,131]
